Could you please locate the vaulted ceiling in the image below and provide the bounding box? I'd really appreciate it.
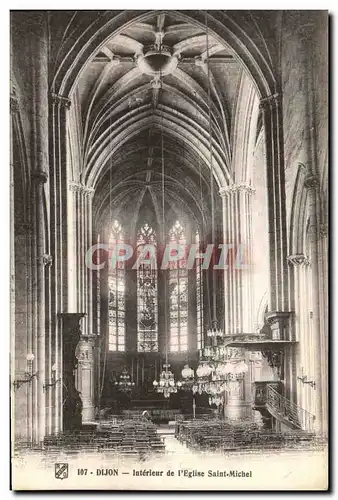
[67,12,256,231]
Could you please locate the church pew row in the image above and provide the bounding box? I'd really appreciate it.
[175,419,317,452]
[43,419,165,456]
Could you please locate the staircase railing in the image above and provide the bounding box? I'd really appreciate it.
[266,384,315,431]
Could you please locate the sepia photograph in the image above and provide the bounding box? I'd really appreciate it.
[10,8,329,491]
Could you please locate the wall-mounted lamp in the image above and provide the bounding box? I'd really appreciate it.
[43,363,61,391]
[297,366,316,389]
[13,354,38,390]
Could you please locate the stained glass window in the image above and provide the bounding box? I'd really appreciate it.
[137,223,158,352]
[169,221,188,352]
[108,220,125,351]
[196,230,204,350]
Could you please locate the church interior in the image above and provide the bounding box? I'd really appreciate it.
[11,10,328,457]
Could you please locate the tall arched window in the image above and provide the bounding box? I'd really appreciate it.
[137,223,158,352]
[196,230,204,350]
[169,221,188,352]
[108,220,125,351]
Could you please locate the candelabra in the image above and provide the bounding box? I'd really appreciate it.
[13,353,38,391]
[297,366,316,389]
[43,363,61,391]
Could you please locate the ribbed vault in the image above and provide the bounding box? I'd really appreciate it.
[65,11,263,231]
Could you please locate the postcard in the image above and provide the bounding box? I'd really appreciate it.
[10,9,328,491]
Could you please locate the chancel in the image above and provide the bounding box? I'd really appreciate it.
[11,10,328,460]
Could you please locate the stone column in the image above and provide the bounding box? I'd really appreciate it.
[50,92,71,434]
[87,189,94,336]
[287,254,312,414]
[31,170,48,443]
[95,234,102,407]
[27,12,49,444]
[219,184,255,335]
[10,91,27,439]
[68,183,95,330]
[69,183,83,315]
[304,175,325,434]
[10,92,18,363]
[69,183,95,418]
[259,94,289,313]
[318,222,328,435]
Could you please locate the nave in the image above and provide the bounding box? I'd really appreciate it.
[11,10,328,460]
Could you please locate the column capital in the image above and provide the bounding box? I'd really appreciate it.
[219,183,255,197]
[85,186,95,198]
[259,93,280,111]
[69,182,81,193]
[51,92,71,109]
[32,170,48,184]
[287,253,310,266]
[69,182,94,198]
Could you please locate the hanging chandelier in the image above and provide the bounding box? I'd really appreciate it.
[207,321,224,339]
[181,364,194,380]
[190,357,248,401]
[153,363,181,398]
[115,368,135,393]
[178,364,197,394]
